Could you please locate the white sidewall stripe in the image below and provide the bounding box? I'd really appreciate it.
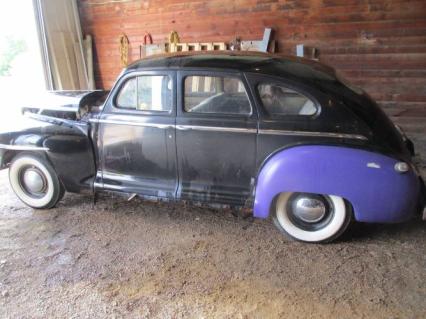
[9,157,55,208]
[276,192,346,242]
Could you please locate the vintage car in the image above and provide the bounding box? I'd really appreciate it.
[0,51,424,243]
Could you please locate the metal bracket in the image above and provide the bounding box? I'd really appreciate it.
[240,28,273,52]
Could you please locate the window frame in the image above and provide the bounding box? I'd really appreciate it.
[109,70,175,116]
[251,76,321,120]
[115,77,137,110]
[178,70,255,119]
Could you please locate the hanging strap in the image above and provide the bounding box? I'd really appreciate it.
[143,32,153,45]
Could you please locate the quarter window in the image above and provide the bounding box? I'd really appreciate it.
[184,75,251,115]
[116,75,172,112]
[257,83,317,116]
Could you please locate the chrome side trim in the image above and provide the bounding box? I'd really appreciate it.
[258,129,368,141]
[91,119,256,133]
[90,118,173,129]
[0,144,49,151]
[93,182,104,189]
[99,183,126,191]
[176,125,257,134]
[90,118,366,140]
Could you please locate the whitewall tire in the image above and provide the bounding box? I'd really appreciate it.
[9,153,64,209]
[274,192,352,243]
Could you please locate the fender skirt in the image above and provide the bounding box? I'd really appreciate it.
[254,146,421,223]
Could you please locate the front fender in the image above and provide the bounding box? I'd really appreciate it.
[0,115,96,192]
[254,146,421,223]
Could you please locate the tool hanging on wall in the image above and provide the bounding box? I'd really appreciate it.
[140,32,166,58]
[139,32,152,58]
[119,34,129,67]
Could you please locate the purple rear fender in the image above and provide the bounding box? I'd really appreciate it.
[253,146,421,223]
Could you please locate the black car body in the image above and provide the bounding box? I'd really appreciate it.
[1,52,424,243]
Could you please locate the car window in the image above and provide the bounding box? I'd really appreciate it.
[116,75,172,112]
[184,75,251,115]
[257,83,317,116]
[116,77,137,108]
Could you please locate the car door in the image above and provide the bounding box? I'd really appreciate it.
[176,70,258,205]
[97,70,177,198]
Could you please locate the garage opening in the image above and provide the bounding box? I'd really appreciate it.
[0,0,45,118]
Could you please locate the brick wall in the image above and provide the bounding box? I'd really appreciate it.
[78,0,426,119]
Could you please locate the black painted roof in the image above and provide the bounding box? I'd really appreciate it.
[125,51,337,82]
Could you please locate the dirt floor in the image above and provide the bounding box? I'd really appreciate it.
[0,137,425,318]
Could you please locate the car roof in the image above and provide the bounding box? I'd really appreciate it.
[126,51,273,71]
[125,51,337,81]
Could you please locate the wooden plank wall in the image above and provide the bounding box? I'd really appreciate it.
[77,0,426,119]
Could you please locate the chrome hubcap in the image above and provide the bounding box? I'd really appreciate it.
[291,196,327,223]
[22,168,46,194]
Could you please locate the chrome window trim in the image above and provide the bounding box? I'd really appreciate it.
[114,74,174,113]
[106,70,176,116]
[258,129,368,141]
[0,144,49,151]
[182,72,254,117]
[255,82,320,118]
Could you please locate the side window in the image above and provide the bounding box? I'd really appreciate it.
[257,83,317,116]
[116,77,136,108]
[116,75,172,112]
[184,75,251,115]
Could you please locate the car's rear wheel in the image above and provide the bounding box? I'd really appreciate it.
[273,192,352,243]
[9,153,64,209]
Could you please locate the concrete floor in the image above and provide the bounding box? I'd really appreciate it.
[0,131,425,318]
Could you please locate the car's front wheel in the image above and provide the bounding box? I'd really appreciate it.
[273,192,352,243]
[9,153,64,209]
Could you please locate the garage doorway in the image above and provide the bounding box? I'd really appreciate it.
[0,0,45,119]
